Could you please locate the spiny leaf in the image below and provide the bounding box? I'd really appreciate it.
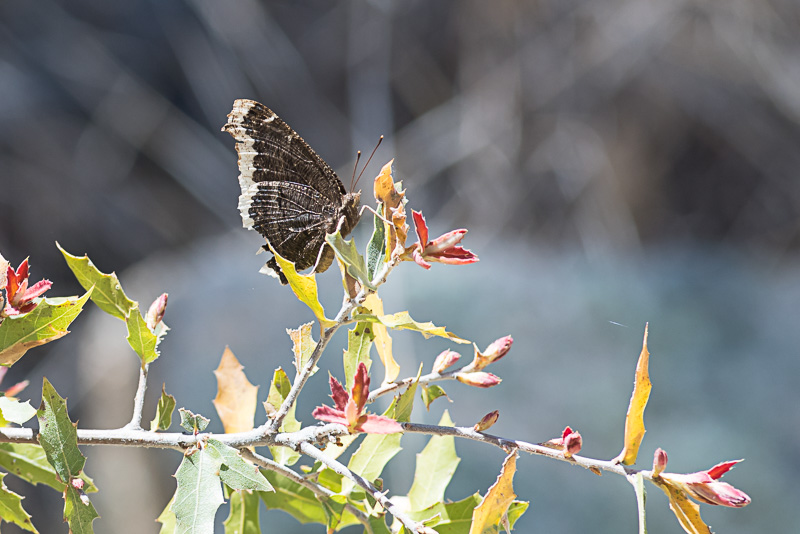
[408,410,460,512]
[150,385,176,432]
[421,385,450,411]
[223,486,261,534]
[0,397,37,425]
[205,439,273,492]
[615,324,652,465]
[213,347,259,434]
[0,292,91,366]
[268,244,335,330]
[171,447,224,534]
[363,293,398,385]
[58,244,136,320]
[179,409,210,433]
[126,304,161,365]
[64,485,98,534]
[470,451,518,534]
[264,368,301,466]
[344,321,375,390]
[353,311,469,344]
[37,379,98,533]
[156,496,176,533]
[326,231,375,290]
[408,493,482,531]
[288,323,317,377]
[0,443,96,492]
[0,472,37,532]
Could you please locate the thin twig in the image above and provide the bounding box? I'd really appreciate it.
[124,363,149,430]
[240,448,374,534]
[295,440,424,534]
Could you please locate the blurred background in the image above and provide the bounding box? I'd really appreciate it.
[1,0,799,532]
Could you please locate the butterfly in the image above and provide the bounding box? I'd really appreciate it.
[223,99,361,284]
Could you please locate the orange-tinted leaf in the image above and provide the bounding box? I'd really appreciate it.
[212,347,259,433]
[615,324,652,465]
[469,451,518,534]
[373,160,408,255]
[287,322,317,377]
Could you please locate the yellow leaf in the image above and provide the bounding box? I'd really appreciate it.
[615,324,652,465]
[470,451,518,534]
[212,347,259,434]
[268,244,336,330]
[657,479,712,534]
[363,294,398,384]
[287,323,317,377]
[354,310,469,344]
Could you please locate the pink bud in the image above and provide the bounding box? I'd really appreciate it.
[481,336,513,363]
[652,448,668,477]
[145,293,168,331]
[432,349,461,373]
[456,371,502,388]
[563,430,582,457]
[474,410,499,432]
[70,478,85,490]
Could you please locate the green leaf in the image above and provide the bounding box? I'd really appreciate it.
[267,244,335,330]
[172,447,224,534]
[316,468,343,493]
[264,368,301,466]
[0,292,91,366]
[156,496,176,534]
[505,501,529,530]
[408,493,482,533]
[326,231,376,290]
[344,322,375,390]
[0,396,37,425]
[629,472,647,534]
[224,487,261,534]
[408,411,460,512]
[58,244,136,320]
[150,385,176,431]
[205,439,273,492]
[126,305,161,365]
[64,485,98,534]
[0,472,37,532]
[259,470,327,525]
[353,311,469,344]
[368,515,393,534]
[421,385,450,410]
[37,379,98,533]
[37,378,85,482]
[179,408,210,433]
[365,206,387,282]
[0,443,96,492]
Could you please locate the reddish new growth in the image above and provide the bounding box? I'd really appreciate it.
[406,210,478,269]
[312,363,403,434]
[542,426,583,458]
[1,259,52,317]
[653,448,751,508]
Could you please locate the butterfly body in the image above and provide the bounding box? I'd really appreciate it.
[223,99,361,282]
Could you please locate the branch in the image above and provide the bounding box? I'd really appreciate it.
[402,422,632,477]
[368,369,458,402]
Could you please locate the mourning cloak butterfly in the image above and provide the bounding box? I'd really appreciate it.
[223,99,361,284]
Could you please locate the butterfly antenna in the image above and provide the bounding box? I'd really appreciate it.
[350,150,362,192]
[353,135,384,190]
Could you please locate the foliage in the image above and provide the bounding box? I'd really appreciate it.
[0,162,751,534]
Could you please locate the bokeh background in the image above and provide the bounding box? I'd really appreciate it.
[1,0,799,532]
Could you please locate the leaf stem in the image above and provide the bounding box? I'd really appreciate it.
[124,363,149,430]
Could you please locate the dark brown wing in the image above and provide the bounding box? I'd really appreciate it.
[223,99,347,204]
[245,181,339,273]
